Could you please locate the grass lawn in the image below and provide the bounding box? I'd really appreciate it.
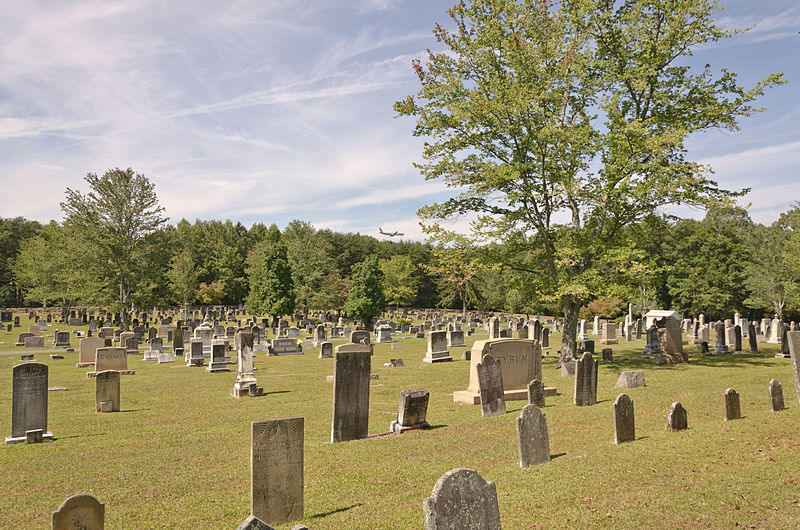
[1,315,800,528]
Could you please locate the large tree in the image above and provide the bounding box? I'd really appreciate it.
[61,168,168,329]
[247,240,296,327]
[282,220,336,315]
[380,254,420,310]
[344,255,385,328]
[396,0,783,362]
[0,217,41,306]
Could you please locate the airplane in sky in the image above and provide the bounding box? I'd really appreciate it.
[378,227,404,237]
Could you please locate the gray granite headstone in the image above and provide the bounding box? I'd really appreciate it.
[615,370,645,389]
[6,362,51,444]
[666,402,687,432]
[613,393,635,444]
[516,404,550,467]
[527,379,545,408]
[95,370,120,413]
[390,389,430,433]
[422,468,501,530]
[477,354,506,417]
[574,352,598,406]
[723,388,741,421]
[251,417,304,525]
[748,323,758,352]
[331,344,371,442]
[235,515,276,530]
[52,493,104,530]
[769,379,785,412]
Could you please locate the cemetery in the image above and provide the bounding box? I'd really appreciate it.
[2,309,800,528]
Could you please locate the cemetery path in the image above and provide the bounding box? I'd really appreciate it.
[0,349,63,355]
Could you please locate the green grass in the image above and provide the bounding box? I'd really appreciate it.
[2,315,800,528]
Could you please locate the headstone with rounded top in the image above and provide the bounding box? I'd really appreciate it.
[723,388,741,421]
[516,404,550,467]
[666,402,687,432]
[52,493,104,530]
[423,468,501,530]
[613,394,635,444]
[769,379,785,412]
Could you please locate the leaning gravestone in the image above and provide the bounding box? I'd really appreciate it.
[527,379,545,408]
[723,388,741,421]
[477,354,506,417]
[390,389,430,433]
[95,370,120,413]
[251,417,304,526]
[423,468,501,530]
[516,404,550,467]
[5,362,53,444]
[666,402,687,432]
[769,379,785,412]
[331,343,371,442]
[787,331,800,403]
[574,352,598,406]
[613,394,635,444]
[52,493,104,530]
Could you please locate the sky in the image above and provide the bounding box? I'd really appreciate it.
[0,0,798,240]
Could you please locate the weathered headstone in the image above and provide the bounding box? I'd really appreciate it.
[423,468,501,530]
[477,354,506,417]
[95,370,120,413]
[527,379,545,408]
[424,330,453,363]
[748,322,758,352]
[666,402,687,432]
[6,362,52,444]
[207,339,229,372]
[447,329,465,348]
[89,348,133,376]
[235,515,276,530]
[25,336,44,348]
[723,388,741,421]
[769,379,785,412]
[390,389,430,433]
[157,351,175,364]
[613,394,635,444]
[331,343,371,442]
[574,352,598,406]
[77,337,105,368]
[318,341,333,359]
[187,339,205,367]
[602,348,613,362]
[54,330,70,347]
[250,418,304,525]
[173,328,184,355]
[516,404,550,467]
[734,325,742,352]
[615,370,645,388]
[232,331,262,397]
[52,494,104,530]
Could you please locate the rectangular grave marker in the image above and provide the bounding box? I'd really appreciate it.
[6,362,53,444]
[331,344,371,442]
[251,417,304,525]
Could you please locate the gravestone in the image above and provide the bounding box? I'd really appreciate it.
[313,324,327,344]
[95,370,120,412]
[187,339,205,367]
[527,379,545,408]
[600,322,618,345]
[232,331,262,397]
[613,394,635,444]
[89,348,133,376]
[787,331,800,403]
[477,354,506,417]
[251,417,304,526]
[734,325,742,352]
[424,330,452,363]
[666,402,687,432]
[173,328,185,355]
[52,494,104,530]
[5,362,52,444]
[516,404,550,467]
[615,370,645,388]
[270,338,301,355]
[577,339,595,355]
[574,352,598,406]
[447,329,465,348]
[422,468,501,530]
[487,317,499,339]
[390,389,430,433]
[712,321,728,354]
[15,332,34,346]
[331,343,371,442]
[601,348,613,362]
[150,337,163,351]
[541,327,550,348]
[723,388,741,421]
[157,351,175,364]
[643,326,659,356]
[375,324,392,343]
[119,332,137,355]
[54,330,70,347]
[318,341,333,359]
[769,379,785,412]
[25,336,44,348]
[207,339,230,372]
[748,322,758,352]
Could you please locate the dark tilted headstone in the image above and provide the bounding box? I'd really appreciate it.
[748,322,758,352]
[331,344,371,442]
[602,348,613,362]
[643,325,659,356]
[250,417,304,526]
[390,389,430,433]
[734,325,742,352]
[476,354,506,417]
[527,379,545,408]
[781,326,791,357]
[769,379,785,412]
[666,402,687,432]
[723,388,741,421]
[574,352,598,406]
[541,327,550,348]
[613,394,635,444]
[52,494,105,530]
[6,362,52,444]
[423,468,501,530]
[700,341,709,355]
[578,339,595,354]
[713,321,728,354]
[516,404,550,467]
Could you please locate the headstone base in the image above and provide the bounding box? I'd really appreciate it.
[774,353,791,358]
[87,370,134,377]
[5,432,53,445]
[422,355,453,363]
[390,420,430,433]
[453,387,556,405]
[49,354,64,360]
[76,362,95,368]
[206,362,230,372]
[326,373,379,383]
[600,339,618,345]
[230,384,263,398]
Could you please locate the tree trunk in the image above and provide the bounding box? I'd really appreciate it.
[462,298,467,321]
[560,296,580,364]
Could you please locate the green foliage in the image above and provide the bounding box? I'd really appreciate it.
[247,242,295,319]
[0,217,41,306]
[312,274,351,313]
[344,255,385,326]
[380,254,420,309]
[397,0,782,359]
[61,167,167,328]
[580,296,625,320]
[197,281,226,305]
[167,249,198,306]
[282,220,336,312]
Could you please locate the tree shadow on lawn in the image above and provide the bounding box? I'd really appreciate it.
[599,352,778,374]
[262,390,291,396]
[309,503,363,520]
[56,432,107,440]
[118,409,150,413]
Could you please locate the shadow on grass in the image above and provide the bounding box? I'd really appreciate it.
[599,351,779,374]
[262,390,291,396]
[119,409,150,413]
[550,452,567,460]
[57,432,106,440]
[309,503,363,520]
[427,424,448,431]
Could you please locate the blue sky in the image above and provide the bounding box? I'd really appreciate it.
[0,0,797,239]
